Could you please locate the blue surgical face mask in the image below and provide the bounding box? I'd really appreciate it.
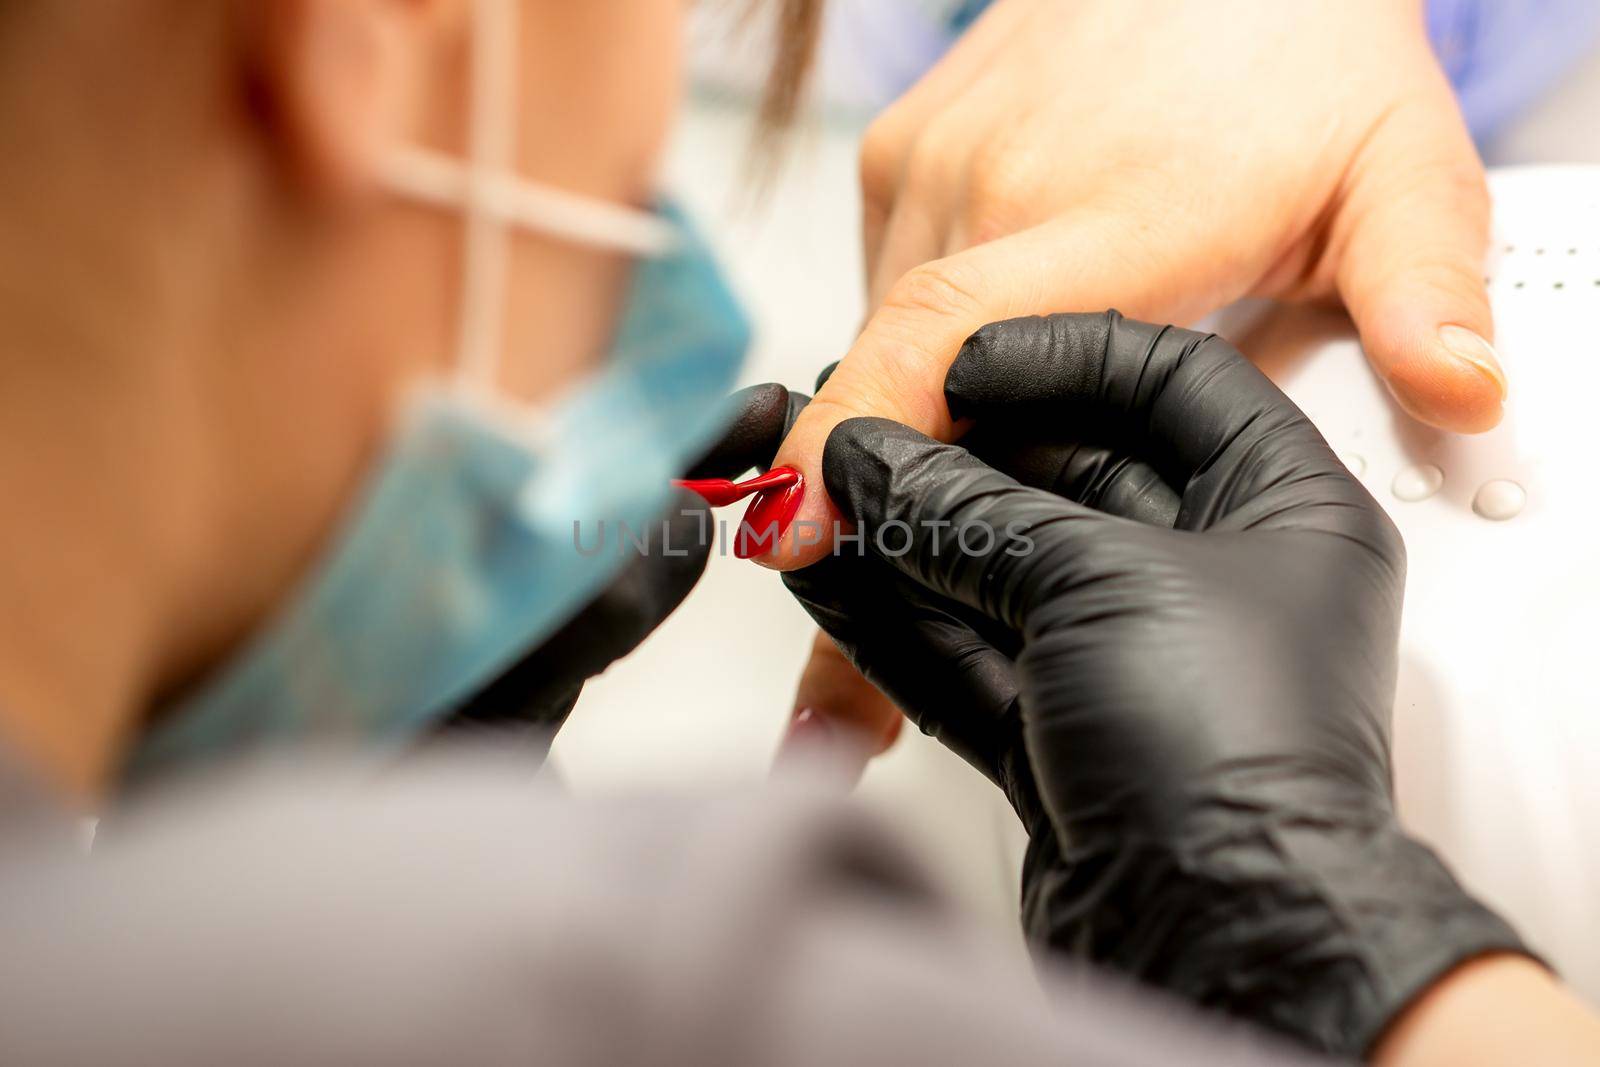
[124,0,748,784]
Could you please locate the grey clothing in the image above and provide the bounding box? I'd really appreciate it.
[0,747,1329,1065]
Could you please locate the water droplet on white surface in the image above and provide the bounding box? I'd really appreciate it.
[1340,452,1367,477]
[1392,464,1444,502]
[1472,479,1526,521]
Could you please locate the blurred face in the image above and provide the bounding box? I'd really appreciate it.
[164,0,692,692]
[0,0,697,792]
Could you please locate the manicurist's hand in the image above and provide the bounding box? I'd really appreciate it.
[767,0,1505,765]
[443,386,823,744]
[784,312,1539,1058]
[440,491,713,743]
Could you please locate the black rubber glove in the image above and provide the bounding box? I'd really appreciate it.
[786,311,1529,1057]
[444,383,808,740]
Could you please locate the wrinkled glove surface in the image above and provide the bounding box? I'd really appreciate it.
[786,311,1528,1057]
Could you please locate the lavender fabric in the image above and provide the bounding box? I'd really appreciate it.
[943,0,1600,141]
[1427,0,1600,139]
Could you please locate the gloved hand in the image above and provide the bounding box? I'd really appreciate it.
[442,384,809,741]
[785,311,1530,1057]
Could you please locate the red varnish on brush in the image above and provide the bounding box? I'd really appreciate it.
[673,467,805,559]
[674,467,798,506]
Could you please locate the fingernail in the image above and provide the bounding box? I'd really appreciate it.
[779,707,833,753]
[734,470,804,560]
[1438,325,1508,399]
[772,707,857,786]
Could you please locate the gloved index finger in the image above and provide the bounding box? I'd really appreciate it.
[685,383,810,480]
[445,489,714,735]
[821,416,1115,631]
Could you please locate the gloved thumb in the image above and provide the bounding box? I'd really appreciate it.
[1335,91,1505,433]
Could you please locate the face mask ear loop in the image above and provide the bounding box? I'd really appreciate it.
[454,0,520,394]
[378,0,679,283]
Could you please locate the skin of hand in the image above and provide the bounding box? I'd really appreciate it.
[784,312,1534,1056]
[1374,955,1600,1067]
[764,0,1505,763]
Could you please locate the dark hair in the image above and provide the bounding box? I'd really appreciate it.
[758,0,824,135]
[740,0,823,182]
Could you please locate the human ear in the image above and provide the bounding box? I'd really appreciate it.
[242,0,448,197]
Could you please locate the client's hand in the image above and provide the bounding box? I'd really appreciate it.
[767,0,1505,766]
[785,311,1529,1057]
[768,0,1502,565]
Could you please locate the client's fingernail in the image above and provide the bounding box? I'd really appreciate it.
[1438,325,1508,399]
[773,707,848,782]
[779,707,833,753]
[773,708,879,787]
[734,472,804,559]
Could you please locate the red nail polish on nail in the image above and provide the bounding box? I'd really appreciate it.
[674,467,799,507]
[735,470,804,559]
[773,708,874,787]
[778,707,833,754]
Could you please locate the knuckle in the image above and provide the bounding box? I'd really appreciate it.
[882,259,988,324]
[1378,507,1406,570]
[1341,166,1492,306]
[1395,148,1491,229]
[860,111,911,206]
[1351,495,1408,581]
[961,151,1032,243]
[1442,163,1491,218]
[900,121,965,200]
[884,256,987,317]
[807,382,919,440]
[1365,106,1492,232]
[867,261,993,411]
